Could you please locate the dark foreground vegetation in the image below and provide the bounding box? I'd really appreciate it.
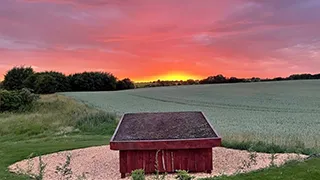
[0,88,39,112]
[0,66,135,94]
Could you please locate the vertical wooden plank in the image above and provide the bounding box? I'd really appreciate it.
[127,150,134,173]
[157,150,164,172]
[181,150,188,171]
[136,151,143,170]
[149,150,156,173]
[205,148,213,172]
[173,150,181,171]
[187,149,196,172]
[134,151,140,171]
[130,151,135,172]
[171,151,174,172]
[199,149,206,172]
[142,150,146,171]
[194,149,199,171]
[141,151,144,171]
[143,150,149,173]
[126,151,131,173]
[179,150,183,171]
[146,150,153,173]
[165,150,172,172]
[195,149,205,172]
[120,151,127,174]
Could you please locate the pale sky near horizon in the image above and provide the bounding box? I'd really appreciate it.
[0,0,320,81]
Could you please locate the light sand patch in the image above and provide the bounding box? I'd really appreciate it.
[8,146,307,180]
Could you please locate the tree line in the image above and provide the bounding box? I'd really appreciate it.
[140,73,320,88]
[199,73,320,84]
[1,66,319,92]
[0,66,135,94]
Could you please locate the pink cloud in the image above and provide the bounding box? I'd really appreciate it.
[0,0,319,81]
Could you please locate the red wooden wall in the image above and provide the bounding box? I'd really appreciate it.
[119,148,212,178]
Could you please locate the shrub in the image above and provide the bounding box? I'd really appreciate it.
[186,79,196,85]
[23,73,38,91]
[175,170,195,180]
[131,169,145,180]
[75,111,118,134]
[200,74,227,84]
[34,74,58,94]
[43,71,70,92]
[116,78,135,90]
[0,88,39,112]
[69,72,117,91]
[2,66,34,90]
[25,71,70,94]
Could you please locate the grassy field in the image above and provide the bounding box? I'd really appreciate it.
[200,159,320,180]
[0,93,319,179]
[64,80,320,154]
[0,95,116,179]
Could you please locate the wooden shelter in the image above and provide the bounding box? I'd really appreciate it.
[110,111,221,178]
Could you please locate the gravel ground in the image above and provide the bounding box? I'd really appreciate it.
[8,146,307,180]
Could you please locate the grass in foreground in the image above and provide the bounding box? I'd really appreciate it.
[0,94,117,179]
[200,158,320,180]
[222,140,316,155]
[0,94,118,139]
[0,135,108,180]
[0,94,319,180]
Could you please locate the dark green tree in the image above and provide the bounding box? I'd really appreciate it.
[313,74,320,79]
[34,74,59,94]
[289,74,313,80]
[69,72,117,91]
[116,78,135,90]
[2,66,34,90]
[199,74,227,84]
[186,79,196,85]
[24,71,70,94]
[214,74,227,83]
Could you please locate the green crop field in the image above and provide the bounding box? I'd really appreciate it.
[64,80,320,153]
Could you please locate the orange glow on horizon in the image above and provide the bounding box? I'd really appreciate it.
[134,72,204,82]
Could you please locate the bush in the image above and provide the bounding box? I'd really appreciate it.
[2,66,34,90]
[75,111,118,134]
[131,169,145,180]
[35,74,59,94]
[2,66,134,93]
[116,78,135,90]
[175,170,195,180]
[25,71,70,94]
[69,72,117,91]
[0,88,39,112]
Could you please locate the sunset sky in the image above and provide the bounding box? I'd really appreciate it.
[1,0,320,82]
